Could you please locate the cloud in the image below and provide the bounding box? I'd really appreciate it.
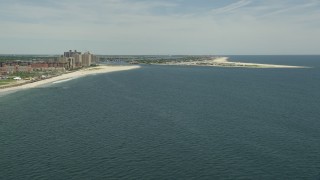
[211,0,252,15]
[255,0,320,19]
[0,0,319,54]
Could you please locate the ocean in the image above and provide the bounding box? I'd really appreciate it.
[1,55,320,179]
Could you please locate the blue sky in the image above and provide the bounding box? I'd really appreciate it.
[0,0,319,55]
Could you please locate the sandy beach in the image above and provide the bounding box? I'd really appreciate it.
[210,57,308,68]
[0,65,140,96]
[165,57,309,68]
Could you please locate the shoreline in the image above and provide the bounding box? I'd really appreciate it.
[164,57,309,68]
[0,65,140,97]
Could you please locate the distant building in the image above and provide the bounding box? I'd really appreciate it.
[61,50,98,68]
[64,50,81,58]
[74,53,82,67]
[0,50,98,75]
[0,62,32,75]
[82,52,93,67]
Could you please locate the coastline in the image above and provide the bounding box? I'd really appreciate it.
[0,65,140,96]
[164,57,309,68]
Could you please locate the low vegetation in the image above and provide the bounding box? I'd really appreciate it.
[0,79,15,86]
[0,55,57,62]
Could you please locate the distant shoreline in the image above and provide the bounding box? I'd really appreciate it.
[162,57,310,68]
[0,65,140,97]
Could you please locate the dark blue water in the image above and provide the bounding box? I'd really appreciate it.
[1,56,320,179]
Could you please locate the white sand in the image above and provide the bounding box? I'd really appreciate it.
[0,65,140,96]
[211,57,308,68]
[212,57,229,63]
[165,57,308,68]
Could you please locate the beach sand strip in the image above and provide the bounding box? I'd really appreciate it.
[0,65,140,96]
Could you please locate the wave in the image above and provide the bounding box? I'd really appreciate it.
[52,78,75,84]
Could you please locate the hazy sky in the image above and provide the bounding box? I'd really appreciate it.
[0,0,320,55]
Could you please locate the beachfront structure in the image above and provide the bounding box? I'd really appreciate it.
[31,62,67,71]
[60,50,98,69]
[0,50,98,75]
[82,52,93,67]
[74,54,82,67]
[0,62,32,75]
[0,61,67,75]
[64,50,81,58]
[61,50,79,69]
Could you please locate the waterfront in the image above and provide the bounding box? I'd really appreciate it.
[162,56,308,68]
[1,56,320,179]
[0,65,140,96]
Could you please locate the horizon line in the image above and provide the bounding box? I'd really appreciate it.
[1,54,320,56]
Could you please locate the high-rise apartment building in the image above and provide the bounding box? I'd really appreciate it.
[82,52,93,67]
[60,50,98,69]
